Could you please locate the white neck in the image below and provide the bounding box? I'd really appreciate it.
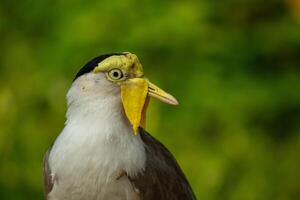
[49,74,146,183]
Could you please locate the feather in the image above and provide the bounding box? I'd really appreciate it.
[129,128,196,200]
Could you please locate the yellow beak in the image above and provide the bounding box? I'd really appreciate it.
[121,78,178,134]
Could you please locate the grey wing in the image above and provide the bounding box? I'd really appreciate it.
[129,128,197,200]
[43,149,54,199]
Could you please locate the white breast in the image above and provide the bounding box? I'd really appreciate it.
[47,74,145,200]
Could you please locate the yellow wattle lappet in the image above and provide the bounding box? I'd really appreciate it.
[93,53,178,133]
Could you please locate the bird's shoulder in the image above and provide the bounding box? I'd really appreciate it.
[43,149,53,199]
[128,128,196,200]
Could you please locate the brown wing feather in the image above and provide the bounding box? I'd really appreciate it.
[43,149,53,199]
[129,128,197,200]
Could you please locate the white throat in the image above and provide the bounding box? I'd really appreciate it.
[48,74,146,193]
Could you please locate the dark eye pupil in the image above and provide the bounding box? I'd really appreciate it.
[113,71,119,77]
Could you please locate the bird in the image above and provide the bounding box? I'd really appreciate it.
[43,52,196,200]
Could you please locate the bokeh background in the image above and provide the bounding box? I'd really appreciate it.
[1,0,300,199]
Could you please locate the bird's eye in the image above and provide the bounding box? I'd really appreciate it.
[108,69,124,80]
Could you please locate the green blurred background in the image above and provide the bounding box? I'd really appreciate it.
[1,0,300,199]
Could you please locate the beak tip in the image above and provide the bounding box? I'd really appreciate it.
[147,81,179,106]
[169,98,179,106]
[168,95,179,106]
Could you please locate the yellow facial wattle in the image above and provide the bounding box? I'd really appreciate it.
[93,52,179,134]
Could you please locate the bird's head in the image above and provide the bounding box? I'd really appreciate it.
[72,52,178,134]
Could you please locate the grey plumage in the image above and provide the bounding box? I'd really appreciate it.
[129,129,196,200]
